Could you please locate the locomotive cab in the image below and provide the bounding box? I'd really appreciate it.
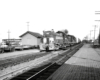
[39,30,57,52]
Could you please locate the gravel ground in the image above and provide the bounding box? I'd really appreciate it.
[0,52,49,70]
[0,44,81,80]
[0,50,64,80]
[0,49,40,60]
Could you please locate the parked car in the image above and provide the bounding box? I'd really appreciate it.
[34,45,39,49]
[0,44,15,52]
[15,45,23,50]
[23,45,31,50]
[0,48,4,53]
[28,45,35,49]
[0,42,15,52]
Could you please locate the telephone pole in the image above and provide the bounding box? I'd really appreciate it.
[90,30,93,41]
[93,25,97,45]
[27,22,29,31]
[7,30,10,43]
[7,30,10,40]
[95,11,100,45]
[98,27,100,45]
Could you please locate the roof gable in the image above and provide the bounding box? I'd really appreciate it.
[20,31,43,38]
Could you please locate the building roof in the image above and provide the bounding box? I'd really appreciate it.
[20,31,43,38]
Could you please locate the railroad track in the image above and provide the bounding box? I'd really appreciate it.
[0,52,49,70]
[10,43,83,80]
[0,44,77,70]
[0,52,59,80]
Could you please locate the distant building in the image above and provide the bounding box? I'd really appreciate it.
[2,39,21,45]
[19,31,43,46]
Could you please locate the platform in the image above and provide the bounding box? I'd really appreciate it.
[47,44,100,80]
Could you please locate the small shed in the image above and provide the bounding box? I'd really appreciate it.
[19,31,43,46]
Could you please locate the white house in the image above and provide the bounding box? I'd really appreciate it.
[19,31,43,46]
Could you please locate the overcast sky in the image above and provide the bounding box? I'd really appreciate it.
[0,0,100,41]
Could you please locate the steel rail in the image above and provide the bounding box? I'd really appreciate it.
[10,43,83,80]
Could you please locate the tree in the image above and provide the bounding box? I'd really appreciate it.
[64,29,68,34]
[98,28,100,45]
[98,33,100,45]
